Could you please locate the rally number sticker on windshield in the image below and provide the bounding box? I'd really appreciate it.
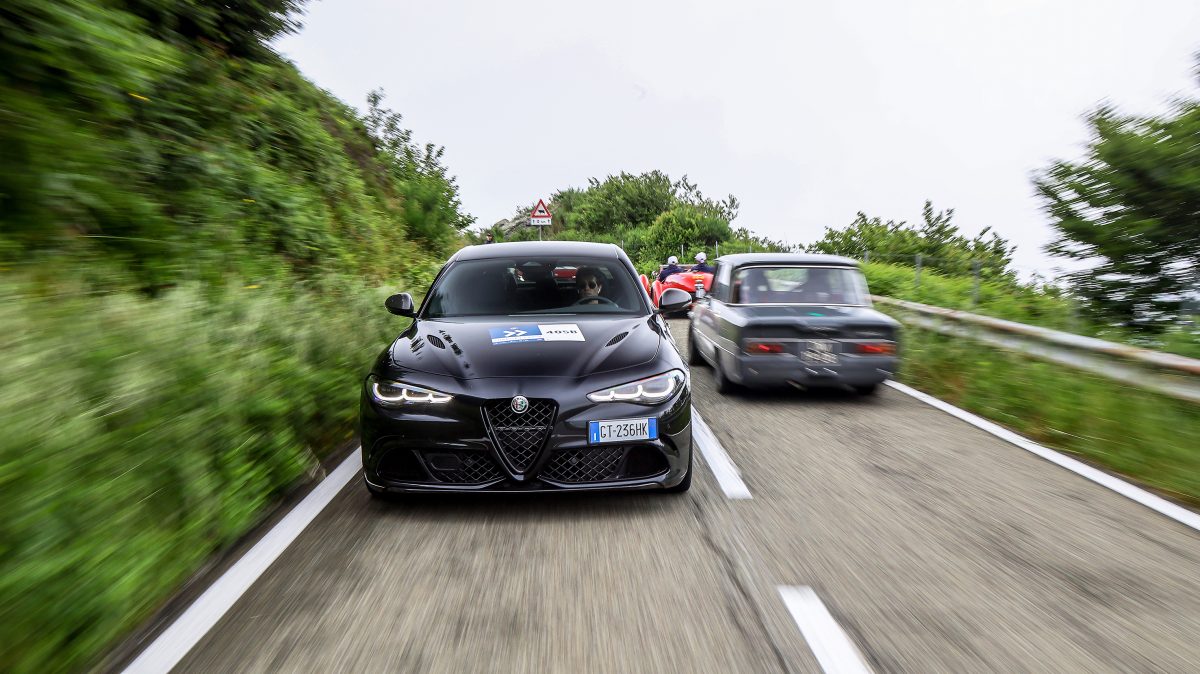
[490,323,585,345]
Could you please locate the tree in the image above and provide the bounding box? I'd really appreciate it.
[124,0,308,57]
[1035,94,1200,329]
[554,171,738,235]
[364,90,473,253]
[566,171,677,234]
[807,201,1015,279]
[638,204,733,266]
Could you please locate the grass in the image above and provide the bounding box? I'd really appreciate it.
[0,271,408,673]
[886,317,1200,505]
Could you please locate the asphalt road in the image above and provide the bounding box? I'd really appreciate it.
[173,319,1200,673]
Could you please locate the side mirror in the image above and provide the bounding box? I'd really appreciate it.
[385,292,416,317]
[658,287,691,313]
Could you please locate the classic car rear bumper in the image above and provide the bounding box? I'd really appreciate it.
[729,354,897,388]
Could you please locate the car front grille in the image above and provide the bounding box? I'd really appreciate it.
[484,399,556,472]
[541,447,626,483]
[422,451,505,485]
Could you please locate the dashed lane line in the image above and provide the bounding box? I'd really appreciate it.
[778,586,874,674]
[693,407,752,499]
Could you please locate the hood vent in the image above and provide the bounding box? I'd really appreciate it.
[606,332,629,347]
[426,334,446,349]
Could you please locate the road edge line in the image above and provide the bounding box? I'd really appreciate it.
[692,407,752,499]
[778,586,873,674]
[121,449,363,674]
[884,380,1200,533]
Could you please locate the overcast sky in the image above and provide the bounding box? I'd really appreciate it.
[277,0,1200,274]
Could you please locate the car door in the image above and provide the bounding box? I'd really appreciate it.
[694,261,731,361]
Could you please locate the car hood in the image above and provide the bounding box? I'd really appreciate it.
[384,315,664,380]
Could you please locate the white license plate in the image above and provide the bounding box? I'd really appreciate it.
[588,418,658,444]
[801,340,839,365]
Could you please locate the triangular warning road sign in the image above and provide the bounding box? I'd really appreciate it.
[532,199,551,218]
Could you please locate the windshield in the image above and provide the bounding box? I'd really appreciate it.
[423,257,647,318]
[732,265,869,305]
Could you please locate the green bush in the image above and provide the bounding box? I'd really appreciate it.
[0,271,407,673]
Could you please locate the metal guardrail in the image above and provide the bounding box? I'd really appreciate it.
[872,295,1200,404]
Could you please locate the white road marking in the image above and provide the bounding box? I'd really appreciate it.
[122,449,363,674]
[885,380,1200,533]
[778,586,873,674]
[692,407,752,499]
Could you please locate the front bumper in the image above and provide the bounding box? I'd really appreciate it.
[728,353,897,389]
[360,382,692,493]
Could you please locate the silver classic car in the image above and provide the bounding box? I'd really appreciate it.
[687,253,900,394]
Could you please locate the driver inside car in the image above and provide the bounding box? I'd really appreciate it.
[574,266,606,305]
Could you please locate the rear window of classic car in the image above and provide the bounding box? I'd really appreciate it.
[732,266,868,305]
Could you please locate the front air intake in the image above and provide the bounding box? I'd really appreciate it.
[483,399,556,473]
[606,332,629,347]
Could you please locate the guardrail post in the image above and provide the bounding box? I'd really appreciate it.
[715,241,720,257]
[915,254,923,292]
[971,260,981,306]
[864,250,870,263]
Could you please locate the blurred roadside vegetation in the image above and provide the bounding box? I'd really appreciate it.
[0,0,468,284]
[0,1,464,671]
[1035,77,1200,332]
[0,272,402,673]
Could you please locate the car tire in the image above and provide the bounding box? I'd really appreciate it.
[854,383,879,395]
[664,451,693,493]
[687,325,705,366]
[714,355,736,395]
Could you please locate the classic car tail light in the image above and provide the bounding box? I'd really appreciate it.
[854,341,896,355]
[745,342,786,354]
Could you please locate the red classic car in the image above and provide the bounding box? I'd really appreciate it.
[640,264,715,314]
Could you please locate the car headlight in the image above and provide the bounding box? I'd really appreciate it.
[587,370,686,404]
[367,375,453,406]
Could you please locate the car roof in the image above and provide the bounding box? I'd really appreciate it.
[716,252,860,267]
[453,241,622,261]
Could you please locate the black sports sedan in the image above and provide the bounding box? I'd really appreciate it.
[688,253,900,394]
[361,241,695,495]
